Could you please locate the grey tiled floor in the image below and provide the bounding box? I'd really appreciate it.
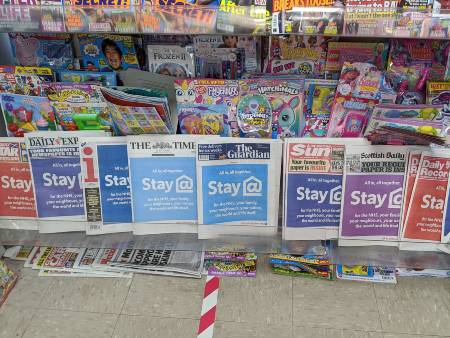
[1,258,450,338]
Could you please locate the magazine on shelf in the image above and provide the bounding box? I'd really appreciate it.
[79,137,133,235]
[0,138,37,230]
[339,145,408,246]
[283,138,369,241]
[336,265,397,283]
[196,138,282,239]
[127,135,205,235]
[400,149,450,251]
[25,131,106,233]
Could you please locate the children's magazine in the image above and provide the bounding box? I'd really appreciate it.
[196,138,282,239]
[339,145,408,246]
[147,45,195,78]
[79,137,132,235]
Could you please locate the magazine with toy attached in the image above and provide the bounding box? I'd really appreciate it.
[177,103,230,137]
[1,94,57,137]
[9,33,74,70]
[339,145,408,246]
[25,131,106,233]
[283,138,369,241]
[196,138,282,239]
[127,135,204,235]
[0,138,37,230]
[79,137,133,235]
[400,150,450,251]
[147,45,195,78]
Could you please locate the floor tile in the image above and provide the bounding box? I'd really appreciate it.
[113,315,198,338]
[0,304,36,338]
[22,309,117,338]
[215,321,292,338]
[293,279,381,332]
[375,278,450,336]
[215,257,293,325]
[39,277,132,314]
[3,263,53,309]
[293,327,384,338]
[121,274,205,318]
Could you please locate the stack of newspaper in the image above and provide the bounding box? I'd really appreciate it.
[5,246,204,278]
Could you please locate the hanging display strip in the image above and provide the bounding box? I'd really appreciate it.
[0,4,449,36]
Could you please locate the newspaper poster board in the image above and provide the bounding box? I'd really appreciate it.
[339,145,408,246]
[196,138,282,239]
[0,138,37,230]
[80,137,132,235]
[127,135,203,235]
[283,138,368,241]
[400,150,450,251]
[25,131,105,233]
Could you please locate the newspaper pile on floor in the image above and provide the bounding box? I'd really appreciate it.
[5,246,204,278]
[203,252,257,277]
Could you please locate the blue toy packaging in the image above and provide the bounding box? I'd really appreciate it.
[58,70,117,87]
[78,34,140,72]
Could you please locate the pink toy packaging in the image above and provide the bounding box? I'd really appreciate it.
[327,62,382,137]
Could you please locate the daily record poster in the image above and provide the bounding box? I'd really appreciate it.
[25,131,105,233]
[0,138,36,229]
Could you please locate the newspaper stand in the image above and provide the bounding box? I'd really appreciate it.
[0,3,449,270]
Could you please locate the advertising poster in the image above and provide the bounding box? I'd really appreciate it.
[196,138,282,238]
[25,131,104,233]
[401,150,450,251]
[80,137,132,235]
[127,135,200,234]
[339,145,408,246]
[283,138,368,240]
[0,138,36,230]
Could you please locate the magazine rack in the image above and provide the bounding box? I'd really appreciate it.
[0,4,449,38]
[1,229,449,269]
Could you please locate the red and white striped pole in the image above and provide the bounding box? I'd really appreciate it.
[197,276,220,338]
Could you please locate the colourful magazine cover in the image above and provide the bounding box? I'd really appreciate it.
[325,42,388,78]
[301,79,337,137]
[1,94,57,137]
[401,150,450,251]
[204,259,256,277]
[238,78,305,138]
[174,79,241,137]
[9,33,74,70]
[0,138,37,230]
[339,145,408,246]
[78,34,140,72]
[25,131,105,233]
[283,138,369,241]
[147,45,195,78]
[177,104,230,137]
[79,137,133,235]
